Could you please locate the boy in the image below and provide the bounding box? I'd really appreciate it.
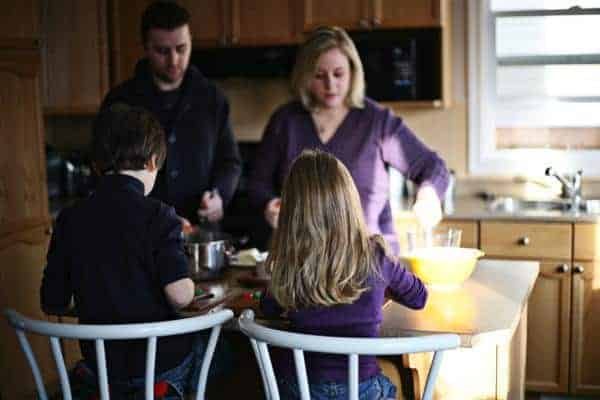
[41,103,198,398]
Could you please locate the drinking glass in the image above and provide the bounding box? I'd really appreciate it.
[406,227,462,253]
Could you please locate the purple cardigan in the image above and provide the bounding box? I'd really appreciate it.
[260,247,428,382]
[248,98,449,251]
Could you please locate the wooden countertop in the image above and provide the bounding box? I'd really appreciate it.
[379,259,539,347]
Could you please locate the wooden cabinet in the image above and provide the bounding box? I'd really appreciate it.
[185,0,300,46]
[41,0,109,115]
[0,226,54,399]
[230,0,300,46]
[302,0,443,32]
[480,221,572,260]
[302,0,371,32]
[0,49,49,237]
[182,0,227,46]
[110,0,301,85]
[523,261,572,393]
[0,1,40,48]
[479,220,600,396]
[571,223,600,395]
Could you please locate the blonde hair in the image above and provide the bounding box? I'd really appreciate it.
[291,26,365,111]
[267,150,387,309]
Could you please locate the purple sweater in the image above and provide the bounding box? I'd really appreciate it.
[260,247,428,382]
[248,98,449,251]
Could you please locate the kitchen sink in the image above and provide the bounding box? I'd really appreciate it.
[487,197,600,214]
[488,197,572,213]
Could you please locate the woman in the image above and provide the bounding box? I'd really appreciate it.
[248,26,449,253]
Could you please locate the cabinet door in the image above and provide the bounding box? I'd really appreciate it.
[571,261,600,395]
[372,0,442,28]
[0,226,54,400]
[180,0,228,47]
[109,0,152,85]
[0,49,49,236]
[41,0,109,114]
[302,0,371,32]
[0,0,40,48]
[526,261,571,393]
[232,0,299,46]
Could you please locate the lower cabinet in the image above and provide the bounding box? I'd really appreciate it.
[0,225,54,399]
[524,261,571,393]
[480,220,600,396]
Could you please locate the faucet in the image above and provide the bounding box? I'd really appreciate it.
[545,167,583,210]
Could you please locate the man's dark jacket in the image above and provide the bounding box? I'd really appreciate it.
[101,60,242,223]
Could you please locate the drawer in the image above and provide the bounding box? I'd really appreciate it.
[574,223,600,261]
[481,221,572,259]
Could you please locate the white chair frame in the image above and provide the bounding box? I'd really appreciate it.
[238,309,461,400]
[5,308,234,400]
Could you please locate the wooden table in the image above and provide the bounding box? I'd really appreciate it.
[187,259,539,400]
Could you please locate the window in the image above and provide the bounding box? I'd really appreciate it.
[468,0,600,176]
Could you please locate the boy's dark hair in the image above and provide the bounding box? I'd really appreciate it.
[91,103,166,175]
[141,1,191,44]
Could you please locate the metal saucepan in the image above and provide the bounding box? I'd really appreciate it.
[183,229,247,279]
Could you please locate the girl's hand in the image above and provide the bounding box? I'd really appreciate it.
[412,186,442,229]
[264,197,281,229]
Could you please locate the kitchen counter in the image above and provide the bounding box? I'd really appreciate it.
[397,196,600,222]
[381,259,539,399]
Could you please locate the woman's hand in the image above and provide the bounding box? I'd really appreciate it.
[264,197,281,229]
[412,185,442,229]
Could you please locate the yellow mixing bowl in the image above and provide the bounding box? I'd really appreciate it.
[403,247,484,287]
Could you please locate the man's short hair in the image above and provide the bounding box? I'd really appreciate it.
[141,1,191,44]
[91,103,166,174]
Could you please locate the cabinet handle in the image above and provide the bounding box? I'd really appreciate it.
[45,227,53,236]
[517,236,530,246]
[359,18,370,28]
[231,35,239,44]
[573,264,585,274]
[557,264,569,273]
[372,17,381,26]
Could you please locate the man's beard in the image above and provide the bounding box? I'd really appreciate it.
[155,68,183,85]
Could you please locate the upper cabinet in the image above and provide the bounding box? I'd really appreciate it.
[302,0,371,31]
[0,1,40,48]
[41,0,109,115]
[184,0,300,47]
[111,0,301,85]
[182,0,227,46]
[0,49,49,237]
[302,0,442,32]
[230,0,300,46]
[374,0,442,28]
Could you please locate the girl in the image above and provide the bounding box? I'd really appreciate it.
[260,149,428,400]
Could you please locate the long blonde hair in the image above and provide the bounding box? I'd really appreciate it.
[291,26,365,111]
[267,150,386,309]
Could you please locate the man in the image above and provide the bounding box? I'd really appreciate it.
[101,1,242,228]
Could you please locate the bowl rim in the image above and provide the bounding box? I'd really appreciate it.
[403,247,485,260]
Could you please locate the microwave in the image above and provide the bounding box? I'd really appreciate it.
[352,29,442,102]
[192,29,442,102]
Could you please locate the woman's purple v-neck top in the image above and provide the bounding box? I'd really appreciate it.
[248,98,449,251]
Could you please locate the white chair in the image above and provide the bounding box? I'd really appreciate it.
[5,308,234,400]
[238,309,460,400]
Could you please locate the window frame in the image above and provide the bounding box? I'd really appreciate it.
[467,0,600,176]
